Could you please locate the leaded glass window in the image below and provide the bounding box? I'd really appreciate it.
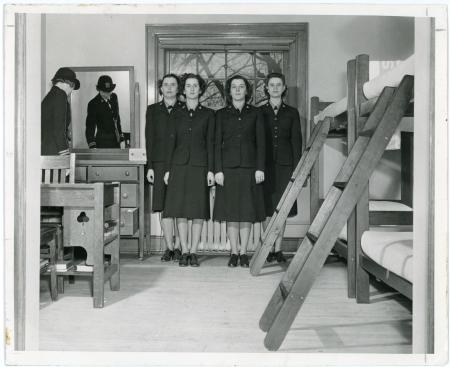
[166,51,284,110]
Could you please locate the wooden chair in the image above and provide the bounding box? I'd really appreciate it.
[41,154,75,184]
[41,153,76,292]
[41,153,121,308]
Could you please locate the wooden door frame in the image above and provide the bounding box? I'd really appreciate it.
[146,23,309,238]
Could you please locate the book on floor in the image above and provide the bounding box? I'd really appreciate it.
[56,259,74,272]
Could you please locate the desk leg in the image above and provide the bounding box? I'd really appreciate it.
[110,236,120,291]
[93,185,105,308]
[56,226,65,294]
[139,166,145,260]
[49,238,58,301]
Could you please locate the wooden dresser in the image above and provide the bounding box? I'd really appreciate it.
[75,150,149,259]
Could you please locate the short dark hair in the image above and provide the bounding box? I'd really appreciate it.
[180,73,207,98]
[225,75,253,105]
[157,73,181,96]
[264,72,287,98]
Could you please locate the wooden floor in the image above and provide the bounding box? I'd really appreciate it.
[39,254,412,353]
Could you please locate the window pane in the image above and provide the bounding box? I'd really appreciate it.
[255,79,268,106]
[200,80,226,110]
[168,52,197,75]
[198,53,226,79]
[255,52,283,78]
[227,52,254,79]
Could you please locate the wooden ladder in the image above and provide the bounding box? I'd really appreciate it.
[249,117,331,275]
[259,75,414,351]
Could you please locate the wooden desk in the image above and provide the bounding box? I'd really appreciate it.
[41,182,120,308]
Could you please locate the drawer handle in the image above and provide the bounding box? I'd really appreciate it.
[125,171,130,176]
[95,171,100,176]
[122,193,129,198]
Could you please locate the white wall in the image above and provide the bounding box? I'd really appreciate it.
[44,14,414,141]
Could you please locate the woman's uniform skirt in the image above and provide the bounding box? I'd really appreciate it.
[163,163,210,220]
[263,163,298,217]
[213,167,266,223]
[151,161,167,212]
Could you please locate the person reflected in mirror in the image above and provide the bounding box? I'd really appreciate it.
[42,67,80,155]
[213,75,266,268]
[145,74,183,261]
[260,72,302,264]
[86,75,125,149]
[163,73,215,267]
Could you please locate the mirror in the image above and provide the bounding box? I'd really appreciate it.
[69,66,137,149]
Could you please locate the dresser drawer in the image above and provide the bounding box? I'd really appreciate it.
[120,208,139,236]
[120,184,138,207]
[88,166,138,182]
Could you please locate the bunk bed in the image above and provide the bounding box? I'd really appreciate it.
[309,54,414,302]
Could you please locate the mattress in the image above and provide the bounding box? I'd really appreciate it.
[369,200,412,212]
[361,231,413,283]
[337,201,413,240]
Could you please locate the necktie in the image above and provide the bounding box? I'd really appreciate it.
[273,105,278,115]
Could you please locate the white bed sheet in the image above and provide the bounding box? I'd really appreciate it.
[361,231,413,283]
[337,201,412,240]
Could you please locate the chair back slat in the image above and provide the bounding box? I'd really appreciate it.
[44,169,51,184]
[41,153,76,184]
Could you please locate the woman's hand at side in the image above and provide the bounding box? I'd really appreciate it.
[207,171,215,186]
[215,172,224,186]
[255,170,265,184]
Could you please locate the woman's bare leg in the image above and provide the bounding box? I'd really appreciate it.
[227,222,239,255]
[239,222,252,255]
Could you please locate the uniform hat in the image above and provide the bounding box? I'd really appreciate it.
[51,67,80,90]
[96,75,116,92]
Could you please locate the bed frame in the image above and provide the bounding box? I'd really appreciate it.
[309,54,414,302]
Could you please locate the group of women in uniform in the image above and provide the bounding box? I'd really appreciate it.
[145,72,302,268]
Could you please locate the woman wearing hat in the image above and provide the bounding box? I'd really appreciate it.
[86,75,125,149]
[41,67,80,155]
[260,72,302,263]
[163,73,215,267]
[213,75,266,268]
[145,73,183,262]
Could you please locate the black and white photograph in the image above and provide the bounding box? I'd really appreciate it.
[2,3,448,366]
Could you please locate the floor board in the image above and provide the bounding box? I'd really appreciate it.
[39,254,412,353]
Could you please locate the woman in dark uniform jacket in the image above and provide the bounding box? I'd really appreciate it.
[41,67,80,155]
[260,72,302,263]
[214,75,266,268]
[145,74,183,261]
[163,74,215,267]
[86,75,125,149]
